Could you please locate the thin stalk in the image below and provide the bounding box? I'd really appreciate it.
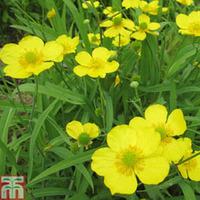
[28,76,39,131]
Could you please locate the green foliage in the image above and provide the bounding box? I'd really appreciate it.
[0,0,200,199]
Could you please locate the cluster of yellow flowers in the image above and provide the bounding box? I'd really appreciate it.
[66,104,200,195]
[0,0,199,80]
[0,35,79,78]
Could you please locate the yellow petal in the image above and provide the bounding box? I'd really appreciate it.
[145,104,168,126]
[166,109,187,136]
[131,31,147,40]
[83,123,99,138]
[91,147,116,176]
[160,137,191,163]
[43,41,64,62]
[56,35,79,55]
[4,65,31,79]
[19,36,44,51]
[92,47,113,60]
[122,19,135,30]
[178,164,188,179]
[135,127,161,157]
[73,65,89,77]
[135,156,169,184]
[0,44,24,65]
[66,121,83,139]
[122,0,140,8]
[75,51,92,66]
[176,14,190,29]
[187,153,200,181]
[139,14,150,25]
[105,61,119,73]
[104,26,131,38]
[100,20,113,28]
[104,169,137,195]
[148,22,160,30]
[107,125,137,152]
[30,62,54,76]
[129,117,152,129]
[178,152,200,181]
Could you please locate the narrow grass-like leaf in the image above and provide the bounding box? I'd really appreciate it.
[30,149,95,184]
[28,100,58,180]
[0,108,16,174]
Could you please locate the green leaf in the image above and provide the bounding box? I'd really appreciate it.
[168,45,196,77]
[33,187,71,198]
[104,92,113,132]
[0,108,17,174]
[179,181,196,200]
[30,149,95,184]
[17,82,85,105]
[28,100,58,180]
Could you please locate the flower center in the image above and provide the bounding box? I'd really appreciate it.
[90,58,104,68]
[113,16,122,25]
[140,22,148,30]
[122,151,137,167]
[78,132,90,145]
[25,52,37,64]
[115,146,142,176]
[91,36,98,42]
[155,125,167,139]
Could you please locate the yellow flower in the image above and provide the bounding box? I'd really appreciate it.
[140,1,168,15]
[88,33,101,46]
[122,0,142,9]
[176,0,193,6]
[131,14,160,40]
[73,47,119,78]
[82,0,100,9]
[66,120,99,146]
[56,34,79,55]
[178,151,200,181]
[47,8,56,19]
[114,74,121,87]
[176,11,200,37]
[100,14,135,38]
[91,125,169,194]
[103,6,118,17]
[129,104,187,163]
[112,34,131,47]
[0,36,63,79]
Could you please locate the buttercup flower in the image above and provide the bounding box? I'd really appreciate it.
[176,0,193,6]
[66,120,99,146]
[103,6,118,17]
[91,125,169,194]
[140,1,168,15]
[114,74,121,87]
[122,0,142,9]
[100,14,135,38]
[0,36,63,78]
[178,151,200,181]
[112,34,131,47]
[176,11,200,37]
[131,14,160,40]
[47,8,56,19]
[73,47,119,78]
[56,34,79,55]
[82,0,100,9]
[129,104,187,163]
[88,33,101,46]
